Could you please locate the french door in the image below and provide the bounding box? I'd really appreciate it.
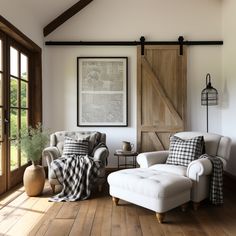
[0,31,30,194]
[0,31,6,194]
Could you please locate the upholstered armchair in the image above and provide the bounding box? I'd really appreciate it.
[42,131,109,193]
[137,131,231,208]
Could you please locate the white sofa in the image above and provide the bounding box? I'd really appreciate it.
[137,131,231,205]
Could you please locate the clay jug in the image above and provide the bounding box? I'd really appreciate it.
[23,164,45,196]
[122,141,134,151]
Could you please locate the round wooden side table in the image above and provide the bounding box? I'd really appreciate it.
[114,151,139,169]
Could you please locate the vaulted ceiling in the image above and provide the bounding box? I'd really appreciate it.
[18,0,79,27]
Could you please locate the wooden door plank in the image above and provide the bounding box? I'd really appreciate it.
[137,46,142,151]
[148,132,165,150]
[142,57,183,127]
[141,126,183,132]
[137,45,186,153]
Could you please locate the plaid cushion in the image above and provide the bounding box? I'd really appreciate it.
[166,135,204,167]
[62,137,89,156]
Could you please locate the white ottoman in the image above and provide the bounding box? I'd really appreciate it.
[107,168,192,223]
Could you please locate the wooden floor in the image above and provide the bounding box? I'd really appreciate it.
[0,182,236,236]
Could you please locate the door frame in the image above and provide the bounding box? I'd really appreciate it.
[0,15,42,194]
[0,31,7,194]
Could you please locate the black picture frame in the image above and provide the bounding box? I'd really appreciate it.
[77,57,128,127]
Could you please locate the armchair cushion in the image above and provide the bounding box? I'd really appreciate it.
[62,137,89,156]
[150,164,187,176]
[166,135,204,167]
[75,132,101,155]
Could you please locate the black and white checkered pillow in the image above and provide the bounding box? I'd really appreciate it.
[166,135,204,167]
[62,137,89,157]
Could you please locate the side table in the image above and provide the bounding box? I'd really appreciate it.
[114,151,139,169]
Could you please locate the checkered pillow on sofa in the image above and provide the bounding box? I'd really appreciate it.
[62,137,89,157]
[166,135,204,167]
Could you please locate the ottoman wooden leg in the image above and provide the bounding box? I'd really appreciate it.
[156,212,165,223]
[112,197,119,206]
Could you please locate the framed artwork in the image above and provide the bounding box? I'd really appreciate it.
[77,57,128,127]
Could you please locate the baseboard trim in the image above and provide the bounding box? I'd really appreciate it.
[224,171,236,192]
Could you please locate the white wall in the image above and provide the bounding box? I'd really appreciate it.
[0,0,43,47]
[222,0,236,176]
[44,0,223,167]
[44,46,137,168]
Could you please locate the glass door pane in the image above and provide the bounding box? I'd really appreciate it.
[10,141,18,171]
[21,81,28,108]
[21,53,28,81]
[10,46,19,77]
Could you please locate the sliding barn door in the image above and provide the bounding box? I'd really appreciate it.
[137,45,187,152]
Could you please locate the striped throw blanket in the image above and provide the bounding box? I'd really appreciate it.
[49,154,101,202]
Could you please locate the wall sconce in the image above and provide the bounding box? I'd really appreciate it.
[201,73,218,132]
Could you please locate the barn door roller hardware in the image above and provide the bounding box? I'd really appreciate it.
[138,36,223,56]
[45,36,223,56]
[178,36,184,55]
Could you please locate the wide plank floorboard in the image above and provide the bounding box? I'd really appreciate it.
[0,181,235,236]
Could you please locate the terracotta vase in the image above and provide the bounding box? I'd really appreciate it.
[23,164,45,196]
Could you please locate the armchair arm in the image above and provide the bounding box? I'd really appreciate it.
[137,150,169,168]
[187,158,212,181]
[42,146,61,167]
[93,147,109,166]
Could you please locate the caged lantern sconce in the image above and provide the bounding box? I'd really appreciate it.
[201,73,218,132]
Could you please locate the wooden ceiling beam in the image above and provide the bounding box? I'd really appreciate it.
[43,0,93,37]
